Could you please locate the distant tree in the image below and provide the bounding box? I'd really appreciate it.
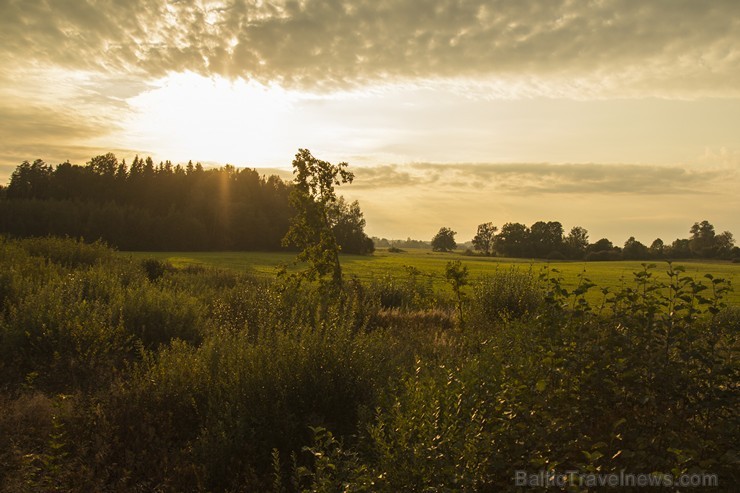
[432,227,457,252]
[282,149,353,287]
[529,220,564,257]
[472,222,497,255]
[329,197,374,255]
[689,220,716,257]
[115,159,128,180]
[622,236,649,260]
[7,159,53,199]
[588,238,614,253]
[495,222,530,257]
[564,226,589,259]
[715,231,735,256]
[143,156,155,177]
[372,237,391,248]
[87,153,118,177]
[649,238,665,258]
[398,238,429,249]
[668,238,692,258]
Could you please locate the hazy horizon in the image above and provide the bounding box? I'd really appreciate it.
[2,0,738,244]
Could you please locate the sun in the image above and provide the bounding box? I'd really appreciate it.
[120,71,300,166]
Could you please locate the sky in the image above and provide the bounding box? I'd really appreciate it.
[1,0,739,243]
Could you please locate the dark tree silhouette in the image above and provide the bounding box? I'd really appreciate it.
[495,222,530,257]
[564,226,589,259]
[472,222,497,255]
[432,227,457,252]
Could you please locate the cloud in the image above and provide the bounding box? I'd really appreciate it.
[343,162,740,242]
[350,162,730,195]
[1,0,738,96]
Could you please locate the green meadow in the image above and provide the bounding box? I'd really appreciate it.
[125,248,740,304]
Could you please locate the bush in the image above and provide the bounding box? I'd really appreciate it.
[336,266,738,490]
[468,267,543,325]
[141,258,173,281]
[121,283,205,347]
[546,250,566,260]
[102,316,394,491]
[367,270,434,311]
[19,236,113,268]
[585,250,622,261]
[0,266,134,391]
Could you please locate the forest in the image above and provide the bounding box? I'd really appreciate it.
[0,155,373,254]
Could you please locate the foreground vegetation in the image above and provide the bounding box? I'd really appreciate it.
[1,236,737,491]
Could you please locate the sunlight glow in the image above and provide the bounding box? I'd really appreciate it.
[123,72,300,166]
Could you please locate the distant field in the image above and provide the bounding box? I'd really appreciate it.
[124,248,740,305]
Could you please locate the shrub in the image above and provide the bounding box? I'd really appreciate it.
[19,236,113,268]
[585,250,621,261]
[102,315,395,491]
[546,250,566,260]
[121,283,205,347]
[367,269,434,311]
[0,269,133,391]
[141,258,172,281]
[468,267,543,325]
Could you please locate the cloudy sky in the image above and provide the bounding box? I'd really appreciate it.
[1,0,738,243]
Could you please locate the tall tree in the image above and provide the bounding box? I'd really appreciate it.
[472,222,497,256]
[622,236,649,260]
[689,220,716,256]
[432,227,457,252]
[495,222,530,257]
[649,238,665,258]
[529,220,564,257]
[588,238,614,253]
[87,153,118,177]
[669,238,692,258]
[282,149,353,287]
[7,159,52,199]
[564,226,589,259]
[329,197,374,255]
[715,231,735,254]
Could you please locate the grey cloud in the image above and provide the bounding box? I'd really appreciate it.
[351,162,728,195]
[0,101,133,181]
[1,0,738,95]
[350,165,416,189]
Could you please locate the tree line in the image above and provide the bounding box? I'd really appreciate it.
[0,154,374,253]
[429,220,738,260]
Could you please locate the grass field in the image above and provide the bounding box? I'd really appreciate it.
[124,248,740,305]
